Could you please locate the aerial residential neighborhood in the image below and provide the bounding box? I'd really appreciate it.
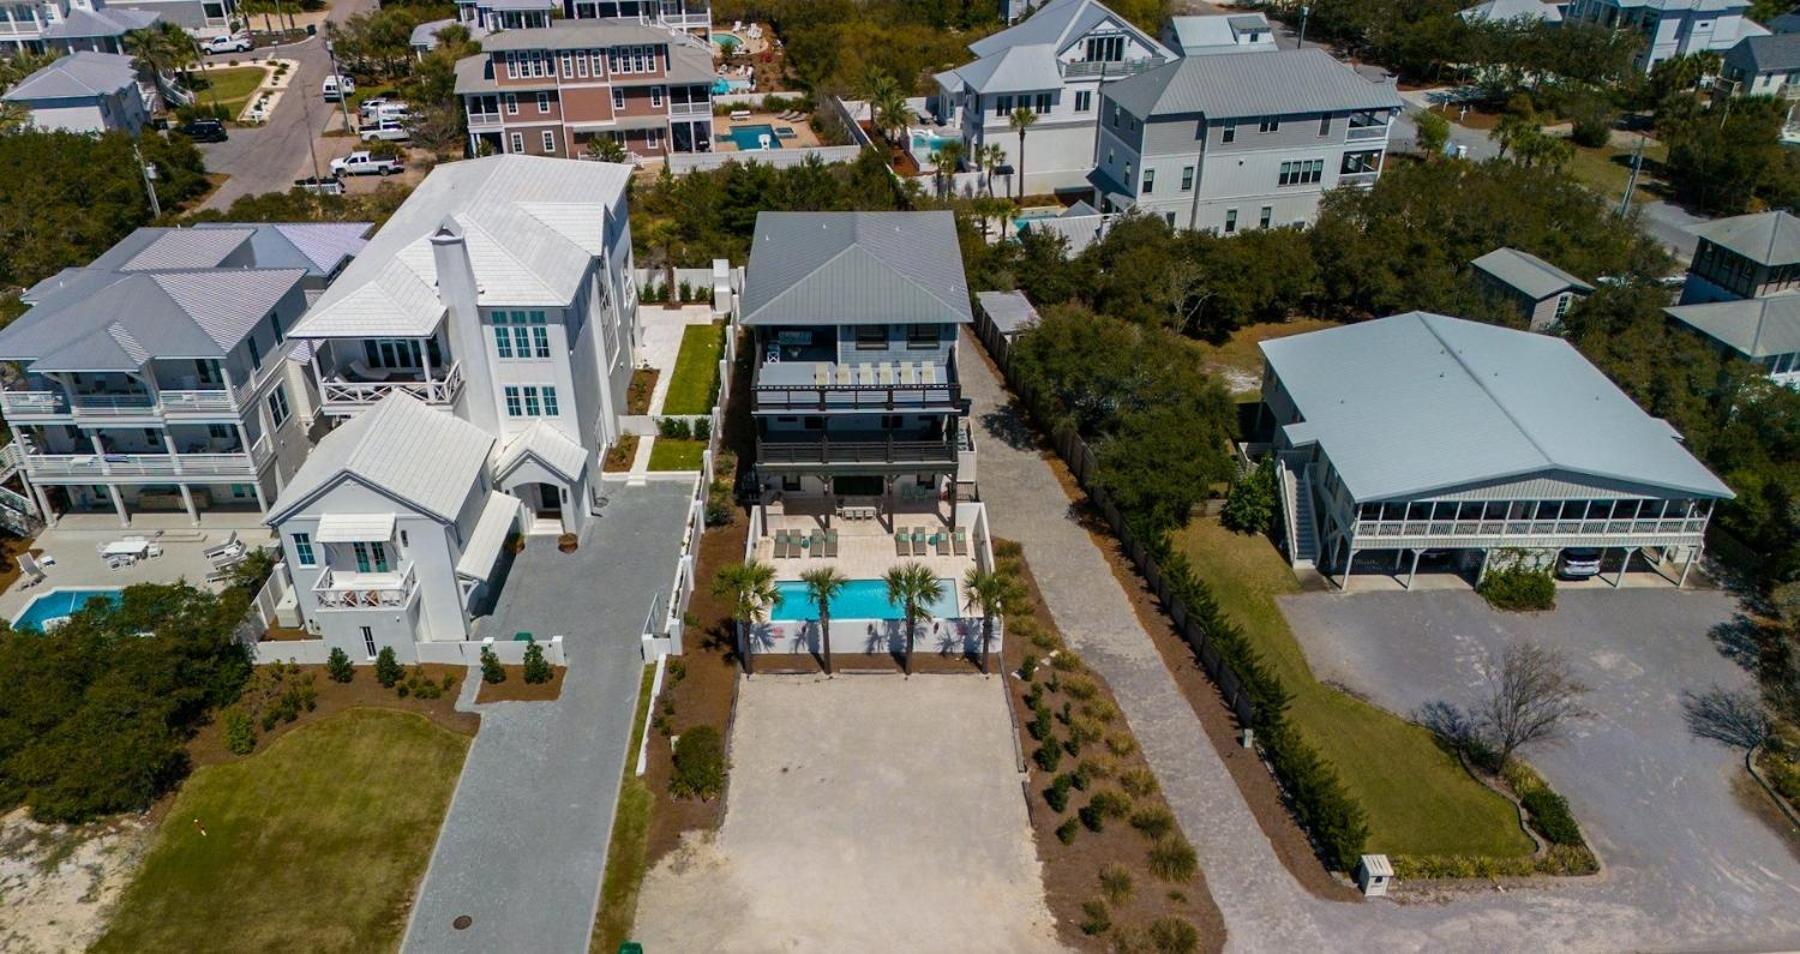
[1,1,1799,953]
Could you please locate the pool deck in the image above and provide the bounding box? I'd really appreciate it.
[713,111,820,152]
[753,500,979,586]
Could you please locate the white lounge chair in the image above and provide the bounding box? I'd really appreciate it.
[202,531,239,559]
[18,552,45,587]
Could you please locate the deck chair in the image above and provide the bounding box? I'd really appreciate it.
[773,530,791,558]
[809,529,825,556]
[895,530,909,556]
[17,552,45,587]
[824,529,839,558]
[202,531,240,559]
[934,532,950,557]
[911,528,928,556]
[953,528,969,556]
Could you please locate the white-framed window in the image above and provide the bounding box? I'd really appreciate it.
[1259,206,1273,228]
[646,128,661,150]
[361,626,376,658]
[509,131,524,153]
[537,91,550,113]
[1318,114,1331,135]
[292,532,315,567]
[1277,158,1324,186]
[560,52,573,77]
[1554,292,1573,319]
[576,51,589,77]
[995,94,1012,117]
[1034,92,1051,114]
[1074,89,1091,112]
[505,93,518,115]
[651,85,663,107]
[542,386,559,416]
[1224,208,1238,234]
[1141,168,1154,194]
[1083,34,1124,61]
[1180,165,1194,191]
[1259,117,1280,133]
[504,385,523,416]
[542,129,556,152]
[523,385,542,416]
[267,384,290,426]
[612,88,625,110]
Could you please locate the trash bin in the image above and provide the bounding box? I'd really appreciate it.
[305,23,316,35]
[1356,854,1393,897]
[617,944,643,954]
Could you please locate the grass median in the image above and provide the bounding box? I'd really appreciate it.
[662,322,724,415]
[592,662,657,952]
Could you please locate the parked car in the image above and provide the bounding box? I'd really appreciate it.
[358,98,408,121]
[359,119,410,142]
[1558,548,1603,580]
[321,74,356,101]
[175,118,228,142]
[330,150,402,177]
[205,32,253,54]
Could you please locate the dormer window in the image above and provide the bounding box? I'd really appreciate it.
[1084,35,1125,62]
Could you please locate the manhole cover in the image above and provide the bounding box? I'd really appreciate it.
[452,915,473,931]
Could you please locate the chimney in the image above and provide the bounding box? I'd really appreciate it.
[430,219,500,435]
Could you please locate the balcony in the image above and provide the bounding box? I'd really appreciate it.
[467,111,505,127]
[1350,515,1710,544]
[669,101,712,118]
[1346,123,1390,142]
[753,357,961,413]
[660,10,710,28]
[312,564,419,611]
[1062,58,1160,80]
[1338,171,1379,188]
[756,431,961,470]
[20,434,272,480]
[1,381,255,422]
[317,361,465,414]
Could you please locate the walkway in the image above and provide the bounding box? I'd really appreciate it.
[401,480,692,954]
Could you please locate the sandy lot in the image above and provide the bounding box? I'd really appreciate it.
[633,673,1066,952]
[0,808,151,953]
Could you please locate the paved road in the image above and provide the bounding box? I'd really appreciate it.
[1286,589,1800,952]
[960,333,1794,953]
[402,480,692,954]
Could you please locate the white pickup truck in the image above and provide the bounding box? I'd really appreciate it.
[330,151,403,177]
[359,119,411,142]
[205,32,253,54]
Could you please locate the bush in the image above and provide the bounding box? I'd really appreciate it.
[1030,704,1053,742]
[1147,917,1200,954]
[1055,817,1080,844]
[223,709,256,755]
[1019,652,1039,681]
[1131,805,1176,840]
[1099,863,1134,904]
[326,647,354,683]
[405,667,444,700]
[480,646,505,684]
[1034,742,1063,773]
[1220,457,1278,534]
[693,416,712,441]
[1477,565,1556,611]
[1078,803,1104,832]
[1149,835,1198,882]
[1120,767,1158,798]
[658,417,692,440]
[1521,788,1583,846]
[1080,898,1111,936]
[522,639,553,684]
[1567,92,1615,149]
[671,725,727,800]
[1045,774,1072,812]
[678,279,693,302]
[374,646,402,688]
[1088,788,1133,819]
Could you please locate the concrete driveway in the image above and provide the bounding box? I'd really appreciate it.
[1283,588,1800,951]
[402,480,693,954]
[632,674,1064,953]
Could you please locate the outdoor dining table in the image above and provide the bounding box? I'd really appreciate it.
[101,540,149,558]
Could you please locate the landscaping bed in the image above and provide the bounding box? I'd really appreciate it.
[998,539,1226,952]
[592,664,657,953]
[475,662,565,703]
[662,322,725,415]
[603,433,639,472]
[627,367,659,415]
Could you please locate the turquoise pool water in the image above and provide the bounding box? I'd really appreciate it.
[712,32,740,50]
[711,76,753,94]
[725,122,780,150]
[13,588,123,632]
[771,578,959,622]
[911,132,960,155]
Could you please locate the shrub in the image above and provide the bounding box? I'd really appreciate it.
[1477,565,1556,611]
[326,647,354,683]
[678,279,693,302]
[1078,804,1105,832]
[1051,651,1083,673]
[1149,835,1198,882]
[1220,457,1277,534]
[1030,705,1053,742]
[671,725,727,800]
[658,417,693,440]
[1106,733,1137,757]
[1084,698,1118,723]
[1080,898,1111,935]
[480,646,506,684]
[1120,767,1158,798]
[405,667,443,700]
[522,639,553,684]
[374,646,402,688]
[1034,742,1063,773]
[1099,863,1134,904]
[1062,675,1097,701]
[1089,788,1133,819]
[1131,805,1176,840]
[1521,788,1583,846]
[1045,774,1072,812]
[1019,652,1038,681]
[223,709,256,755]
[1070,760,1093,791]
[1055,817,1080,844]
[694,416,712,441]
[1147,917,1200,954]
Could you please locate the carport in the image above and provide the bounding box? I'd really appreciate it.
[1340,542,1705,593]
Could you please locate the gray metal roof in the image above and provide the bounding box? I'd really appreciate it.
[740,212,973,328]
[1726,32,1800,75]
[1163,13,1275,53]
[1260,312,1733,502]
[1470,247,1594,300]
[2,51,138,102]
[480,18,700,51]
[39,6,157,39]
[1689,210,1800,267]
[1459,0,1565,23]
[1665,296,1800,358]
[976,290,1039,335]
[969,0,1173,60]
[73,222,368,279]
[0,269,305,370]
[1104,47,1402,120]
[952,44,1065,94]
[268,392,495,525]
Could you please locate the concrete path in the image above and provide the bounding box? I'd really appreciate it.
[402,481,692,954]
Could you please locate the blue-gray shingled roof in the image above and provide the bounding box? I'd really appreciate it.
[1260,312,1733,502]
[1726,32,1800,75]
[739,212,973,327]
[1,50,138,102]
[1103,47,1402,120]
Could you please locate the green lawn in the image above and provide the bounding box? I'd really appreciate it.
[1565,140,1667,204]
[661,322,724,415]
[192,65,267,115]
[1189,318,1337,395]
[592,662,657,953]
[1174,517,1534,859]
[94,709,470,954]
[648,437,706,471]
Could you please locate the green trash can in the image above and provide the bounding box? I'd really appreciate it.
[618,943,643,954]
[515,631,533,642]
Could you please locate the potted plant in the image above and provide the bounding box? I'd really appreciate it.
[558,532,579,553]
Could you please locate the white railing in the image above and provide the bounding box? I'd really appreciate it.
[312,564,419,610]
[159,389,240,415]
[1346,124,1390,141]
[22,434,270,478]
[320,361,465,408]
[0,390,65,415]
[669,101,711,118]
[1353,516,1710,539]
[68,392,157,415]
[1338,171,1379,187]
[662,11,710,28]
[467,111,504,126]
[2,386,242,418]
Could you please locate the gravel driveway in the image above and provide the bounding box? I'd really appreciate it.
[1283,588,1800,951]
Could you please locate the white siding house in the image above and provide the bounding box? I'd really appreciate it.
[1,50,148,134]
[1565,0,1767,72]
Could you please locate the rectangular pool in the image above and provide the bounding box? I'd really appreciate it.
[771,578,959,622]
[725,123,779,151]
[13,587,123,632]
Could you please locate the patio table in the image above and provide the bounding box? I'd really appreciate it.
[102,540,149,557]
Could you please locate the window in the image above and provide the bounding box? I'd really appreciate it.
[267,384,290,426]
[1554,293,1572,319]
[208,423,231,440]
[906,324,939,349]
[1224,208,1237,234]
[1259,206,1272,229]
[1112,104,1121,128]
[1221,120,1235,143]
[576,52,589,77]
[231,484,254,499]
[560,52,573,77]
[246,333,262,367]
[1258,117,1279,133]
[542,130,557,153]
[362,626,377,658]
[494,321,513,358]
[365,338,424,370]
[1318,114,1331,135]
[1141,168,1154,194]
[523,386,542,416]
[537,91,550,113]
[504,386,523,416]
[509,131,524,153]
[541,386,559,416]
[1034,92,1051,114]
[854,324,887,350]
[1074,89,1091,112]
[1180,165,1194,191]
[292,532,316,567]
[1083,34,1124,61]
[612,88,625,110]
[505,93,518,114]
[1277,158,1324,186]
[995,94,1012,117]
[353,541,391,573]
[646,128,660,150]
[1124,162,1132,183]
[651,86,663,107]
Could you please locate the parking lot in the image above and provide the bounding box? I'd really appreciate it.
[632,674,1063,953]
[1283,588,1800,951]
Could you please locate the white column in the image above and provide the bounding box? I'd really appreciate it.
[31,481,54,526]
[1407,549,1422,590]
[419,337,435,397]
[1612,548,1627,588]
[1341,547,1356,592]
[179,484,198,525]
[162,430,183,475]
[107,485,128,526]
[1678,542,1702,588]
[252,479,268,513]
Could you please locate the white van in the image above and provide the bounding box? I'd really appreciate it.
[321,74,356,101]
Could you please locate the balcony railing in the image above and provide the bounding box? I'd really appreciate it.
[467,111,504,126]
[1338,171,1379,188]
[21,434,272,479]
[1,385,246,419]
[757,435,959,467]
[1346,124,1390,142]
[753,378,961,412]
[669,101,712,118]
[1062,58,1160,80]
[312,564,419,610]
[159,389,241,415]
[0,390,67,415]
[661,10,711,28]
[319,361,465,409]
[1352,516,1710,540]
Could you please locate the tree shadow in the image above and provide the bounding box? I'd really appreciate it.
[1682,686,1770,751]
[1708,613,1765,672]
[979,402,1039,453]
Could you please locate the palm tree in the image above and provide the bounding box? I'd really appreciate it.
[930,139,964,198]
[1008,106,1037,200]
[872,86,911,146]
[979,142,1006,197]
[639,218,682,310]
[883,562,944,677]
[713,559,780,675]
[963,567,1024,676]
[799,566,848,676]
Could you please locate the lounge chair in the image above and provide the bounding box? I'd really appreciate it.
[809,529,825,556]
[202,531,239,559]
[895,530,909,556]
[773,530,790,558]
[824,529,839,558]
[911,528,927,556]
[18,552,45,587]
[934,532,950,557]
[953,528,969,556]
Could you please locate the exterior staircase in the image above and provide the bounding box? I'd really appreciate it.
[1277,454,1319,569]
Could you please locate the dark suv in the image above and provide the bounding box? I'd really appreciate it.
[175,119,228,143]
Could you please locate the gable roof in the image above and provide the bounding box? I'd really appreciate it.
[1459,0,1564,23]
[1665,296,1800,359]
[953,43,1065,94]
[72,222,370,278]
[1104,47,1402,120]
[2,51,138,102]
[1260,312,1733,501]
[293,155,632,338]
[739,212,973,327]
[1689,210,1800,266]
[1727,31,1800,74]
[1163,13,1276,53]
[39,6,157,39]
[205,223,371,276]
[0,269,305,370]
[268,393,495,525]
[969,0,1173,60]
[1471,247,1594,300]
[495,420,588,483]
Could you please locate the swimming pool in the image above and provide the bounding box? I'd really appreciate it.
[910,131,961,155]
[770,578,959,622]
[1013,206,1064,232]
[711,32,740,51]
[725,122,780,151]
[13,588,123,632]
[711,76,753,95]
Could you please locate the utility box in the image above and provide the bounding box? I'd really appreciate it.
[1357,854,1393,897]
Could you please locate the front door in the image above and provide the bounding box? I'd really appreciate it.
[537,483,563,519]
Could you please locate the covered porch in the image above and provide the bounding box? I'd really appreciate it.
[294,320,463,419]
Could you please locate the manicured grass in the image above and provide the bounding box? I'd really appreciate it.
[1189,318,1337,394]
[661,322,724,415]
[592,662,657,953]
[1565,140,1667,204]
[1173,517,1534,859]
[193,65,267,114]
[93,708,470,954]
[648,437,706,471]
